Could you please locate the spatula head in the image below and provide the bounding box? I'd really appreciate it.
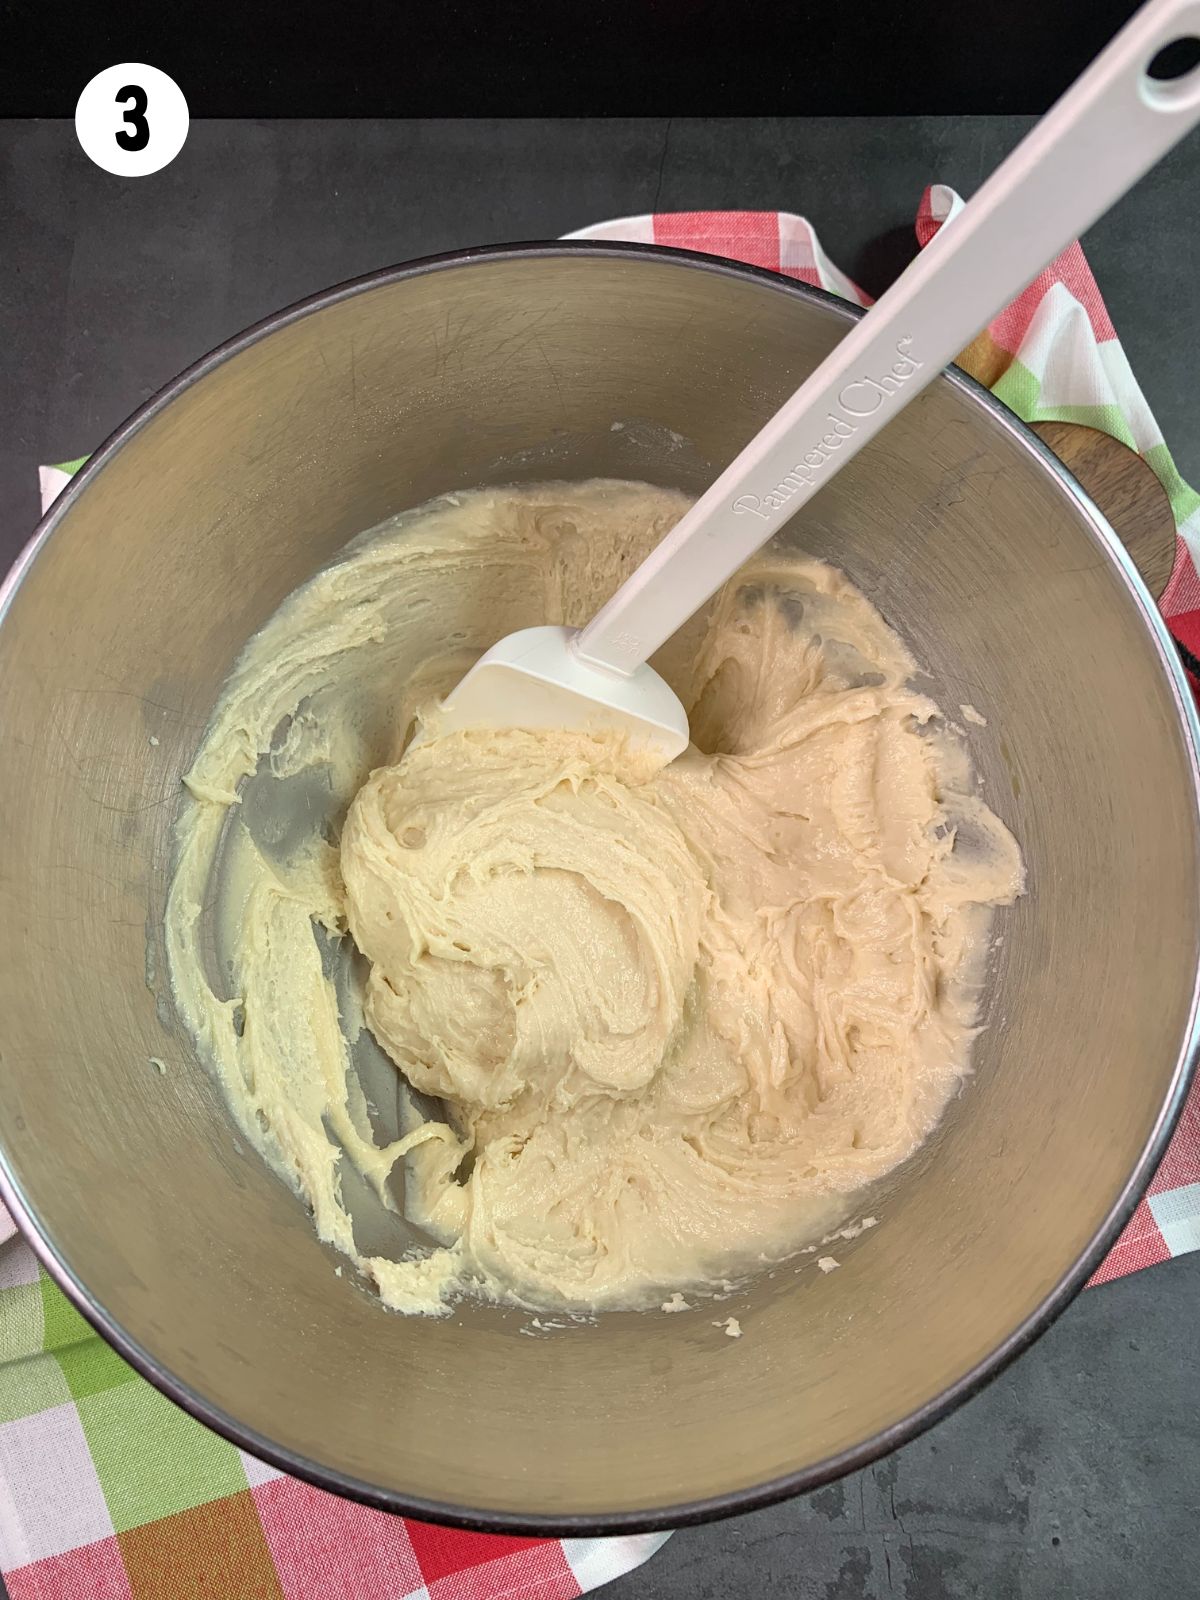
[435,625,690,761]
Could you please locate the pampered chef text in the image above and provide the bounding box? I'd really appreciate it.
[732,337,924,521]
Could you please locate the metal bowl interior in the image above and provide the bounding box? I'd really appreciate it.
[0,245,1196,1533]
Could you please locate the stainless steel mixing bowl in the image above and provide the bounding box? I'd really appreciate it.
[0,244,1197,1533]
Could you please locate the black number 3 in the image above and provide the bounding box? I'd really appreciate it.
[115,85,149,152]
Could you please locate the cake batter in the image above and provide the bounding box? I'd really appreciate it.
[166,480,1023,1314]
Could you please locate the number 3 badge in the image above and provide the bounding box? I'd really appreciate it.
[75,65,189,177]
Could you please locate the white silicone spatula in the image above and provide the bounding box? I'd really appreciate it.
[439,0,1200,761]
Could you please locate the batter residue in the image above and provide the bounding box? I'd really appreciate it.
[166,480,1023,1314]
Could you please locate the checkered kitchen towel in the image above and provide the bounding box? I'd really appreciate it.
[8,193,1199,1599]
[0,1235,666,1599]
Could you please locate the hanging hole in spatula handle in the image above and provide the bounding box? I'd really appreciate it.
[1146,35,1200,80]
[1139,1,1200,108]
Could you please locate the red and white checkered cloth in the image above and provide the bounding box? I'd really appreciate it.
[6,198,1197,1600]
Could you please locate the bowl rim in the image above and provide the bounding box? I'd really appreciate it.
[2,239,1199,1537]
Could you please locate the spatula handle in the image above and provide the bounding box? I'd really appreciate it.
[575,0,1200,674]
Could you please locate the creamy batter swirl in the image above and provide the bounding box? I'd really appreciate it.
[166,481,1022,1314]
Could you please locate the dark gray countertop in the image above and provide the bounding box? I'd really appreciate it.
[4,116,1198,550]
[1,117,1197,1599]
[606,1254,1200,1600]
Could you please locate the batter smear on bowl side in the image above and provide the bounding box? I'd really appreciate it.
[166,480,1023,1314]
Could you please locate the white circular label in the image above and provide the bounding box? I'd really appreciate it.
[75,65,189,177]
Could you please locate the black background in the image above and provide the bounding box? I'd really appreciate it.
[0,0,1148,117]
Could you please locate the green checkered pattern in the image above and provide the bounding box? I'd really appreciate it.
[0,1242,271,1575]
[0,1241,668,1598]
